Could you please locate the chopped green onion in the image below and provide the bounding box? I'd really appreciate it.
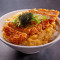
[13,13,48,28]
[42,16,47,20]
[35,15,39,17]
[13,17,19,24]
[40,16,47,20]
[31,14,43,26]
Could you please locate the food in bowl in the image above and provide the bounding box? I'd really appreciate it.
[2,8,60,46]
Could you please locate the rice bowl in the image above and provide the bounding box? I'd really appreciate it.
[0,9,60,54]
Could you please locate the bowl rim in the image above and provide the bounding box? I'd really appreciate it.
[0,9,60,48]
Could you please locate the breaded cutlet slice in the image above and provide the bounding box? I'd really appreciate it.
[8,20,50,35]
[8,22,39,35]
[3,26,27,45]
[29,8,59,21]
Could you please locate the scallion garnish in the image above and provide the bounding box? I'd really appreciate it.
[13,17,19,24]
[13,12,47,28]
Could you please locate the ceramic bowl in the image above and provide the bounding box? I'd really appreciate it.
[0,9,60,54]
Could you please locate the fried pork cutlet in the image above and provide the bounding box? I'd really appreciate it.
[29,8,59,21]
[3,26,27,44]
[8,20,50,35]
[7,9,59,35]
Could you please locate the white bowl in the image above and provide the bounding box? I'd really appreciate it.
[0,9,60,54]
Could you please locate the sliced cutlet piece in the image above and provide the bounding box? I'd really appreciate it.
[8,22,49,35]
[3,26,27,45]
[8,22,39,35]
[29,9,59,21]
[38,9,59,15]
[8,21,49,35]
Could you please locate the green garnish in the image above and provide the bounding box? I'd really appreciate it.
[13,16,21,27]
[19,12,33,26]
[13,12,47,28]
[40,16,47,20]
[13,17,19,24]
[31,14,45,26]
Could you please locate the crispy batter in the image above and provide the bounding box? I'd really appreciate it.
[8,22,39,35]
[8,20,50,35]
[29,8,59,21]
[3,26,27,44]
